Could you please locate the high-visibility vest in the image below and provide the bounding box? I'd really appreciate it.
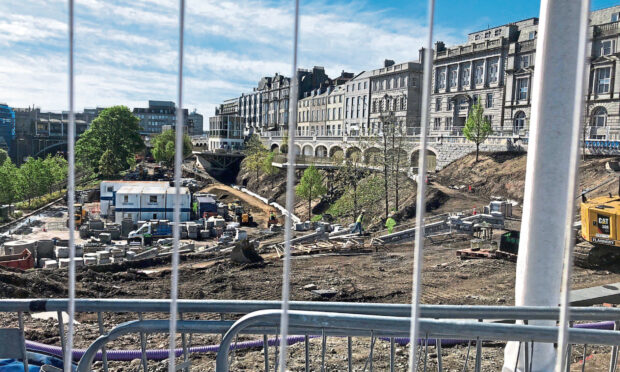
[356,214,364,223]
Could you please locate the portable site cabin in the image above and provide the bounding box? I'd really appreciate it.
[140,185,168,221]
[100,181,168,218]
[114,185,142,223]
[112,184,191,223]
[196,196,218,218]
[164,186,191,221]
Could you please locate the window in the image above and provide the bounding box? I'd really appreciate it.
[517,78,529,100]
[438,69,446,89]
[356,97,360,118]
[484,115,493,125]
[514,111,526,133]
[486,93,493,108]
[338,108,342,119]
[107,186,113,192]
[520,55,530,68]
[363,96,367,117]
[400,96,405,111]
[345,98,349,118]
[494,29,501,36]
[528,31,536,40]
[461,63,470,86]
[123,195,129,203]
[449,68,458,88]
[601,40,614,56]
[372,100,377,113]
[445,117,452,130]
[596,67,611,94]
[475,34,481,40]
[433,118,441,130]
[435,98,442,112]
[484,31,491,38]
[447,99,453,111]
[351,84,355,92]
[612,12,619,22]
[364,82,367,89]
[149,195,157,204]
[488,59,499,83]
[473,94,480,105]
[474,62,484,85]
[592,107,608,127]
[387,79,391,89]
[358,83,361,90]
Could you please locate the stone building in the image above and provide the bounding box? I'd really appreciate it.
[432,5,620,140]
[430,22,516,136]
[258,66,329,132]
[369,59,423,135]
[326,84,345,137]
[239,91,262,134]
[344,70,372,136]
[296,86,329,140]
[584,6,620,140]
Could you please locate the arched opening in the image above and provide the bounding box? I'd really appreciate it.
[387,148,409,169]
[345,146,361,162]
[364,147,382,165]
[329,146,344,159]
[513,111,526,134]
[302,145,313,156]
[411,149,437,171]
[270,143,280,153]
[315,145,327,158]
[294,144,301,156]
[591,107,607,127]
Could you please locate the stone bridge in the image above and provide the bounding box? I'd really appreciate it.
[261,132,527,171]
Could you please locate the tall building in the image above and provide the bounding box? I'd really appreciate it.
[258,66,330,132]
[188,110,204,135]
[239,91,262,133]
[368,59,424,135]
[430,4,620,140]
[344,70,372,136]
[0,104,15,156]
[208,103,244,151]
[133,100,189,135]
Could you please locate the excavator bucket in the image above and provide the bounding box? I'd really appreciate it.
[231,239,263,264]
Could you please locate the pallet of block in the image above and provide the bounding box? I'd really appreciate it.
[456,247,517,262]
[273,240,369,258]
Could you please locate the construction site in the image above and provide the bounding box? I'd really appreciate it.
[1,152,620,370]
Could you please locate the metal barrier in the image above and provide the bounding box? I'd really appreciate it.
[3,299,620,371]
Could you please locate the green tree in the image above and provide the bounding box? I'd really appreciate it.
[41,155,68,195]
[243,134,268,183]
[463,103,493,162]
[335,150,369,218]
[296,165,327,221]
[151,129,192,167]
[75,106,145,174]
[18,157,46,206]
[0,149,8,165]
[280,132,289,154]
[99,149,124,178]
[0,158,20,207]
[261,151,279,189]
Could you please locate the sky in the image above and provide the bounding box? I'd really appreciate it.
[1,0,618,123]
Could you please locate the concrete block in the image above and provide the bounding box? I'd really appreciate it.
[36,240,55,259]
[99,233,112,244]
[42,259,58,269]
[54,246,69,259]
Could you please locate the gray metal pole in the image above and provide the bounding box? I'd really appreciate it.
[503,0,590,370]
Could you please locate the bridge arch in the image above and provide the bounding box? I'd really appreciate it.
[302,144,314,156]
[387,148,408,168]
[410,148,438,171]
[34,141,67,158]
[329,145,344,159]
[345,146,361,161]
[364,147,382,165]
[270,143,280,153]
[315,145,328,157]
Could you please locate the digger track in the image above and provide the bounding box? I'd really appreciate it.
[573,240,620,269]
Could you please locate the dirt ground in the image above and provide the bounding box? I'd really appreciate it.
[1,234,618,370]
[2,153,620,370]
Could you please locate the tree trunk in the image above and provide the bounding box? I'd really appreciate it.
[308,194,312,221]
[383,134,389,219]
[476,143,480,162]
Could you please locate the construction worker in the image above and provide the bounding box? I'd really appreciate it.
[350,210,365,235]
[385,213,397,234]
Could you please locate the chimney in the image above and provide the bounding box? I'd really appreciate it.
[384,59,395,68]
[435,41,445,52]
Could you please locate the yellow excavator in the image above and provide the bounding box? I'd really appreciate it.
[575,161,620,268]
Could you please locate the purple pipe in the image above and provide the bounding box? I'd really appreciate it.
[24,321,616,361]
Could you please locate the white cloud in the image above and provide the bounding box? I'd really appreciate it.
[2,0,465,129]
